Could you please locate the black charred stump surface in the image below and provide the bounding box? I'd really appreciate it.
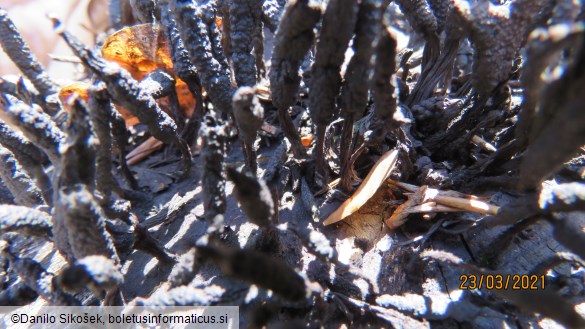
[1,1,585,328]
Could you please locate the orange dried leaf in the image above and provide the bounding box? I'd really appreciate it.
[323,149,399,226]
[101,24,173,81]
[301,135,313,148]
[59,82,140,127]
[59,82,90,104]
[101,24,198,119]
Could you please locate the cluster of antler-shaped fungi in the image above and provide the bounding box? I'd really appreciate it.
[1,0,585,326]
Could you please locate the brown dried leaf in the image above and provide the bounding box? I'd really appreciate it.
[126,136,163,165]
[324,149,399,226]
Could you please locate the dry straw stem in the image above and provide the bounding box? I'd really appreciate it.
[404,202,463,213]
[172,0,235,114]
[324,149,399,225]
[0,205,52,238]
[0,8,58,109]
[388,180,499,215]
[471,135,497,152]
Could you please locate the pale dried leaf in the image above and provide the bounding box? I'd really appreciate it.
[323,149,399,226]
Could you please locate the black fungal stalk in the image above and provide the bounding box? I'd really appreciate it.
[0,121,52,205]
[160,0,204,142]
[261,0,283,32]
[269,0,322,158]
[425,0,555,155]
[226,166,274,227]
[367,26,399,145]
[395,0,439,89]
[196,245,306,302]
[0,145,45,207]
[1,240,81,305]
[200,114,228,221]
[232,87,264,173]
[338,0,384,193]
[56,256,123,299]
[230,0,263,87]
[172,0,235,114]
[129,0,158,23]
[111,110,138,189]
[0,95,65,166]
[109,0,127,29]
[309,0,359,182]
[52,17,192,177]
[0,205,52,238]
[52,96,120,265]
[0,8,59,115]
[88,84,123,198]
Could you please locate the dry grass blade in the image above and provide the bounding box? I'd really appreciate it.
[405,202,464,213]
[432,194,499,215]
[471,135,497,152]
[127,136,164,165]
[324,149,399,225]
[389,180,499,215]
